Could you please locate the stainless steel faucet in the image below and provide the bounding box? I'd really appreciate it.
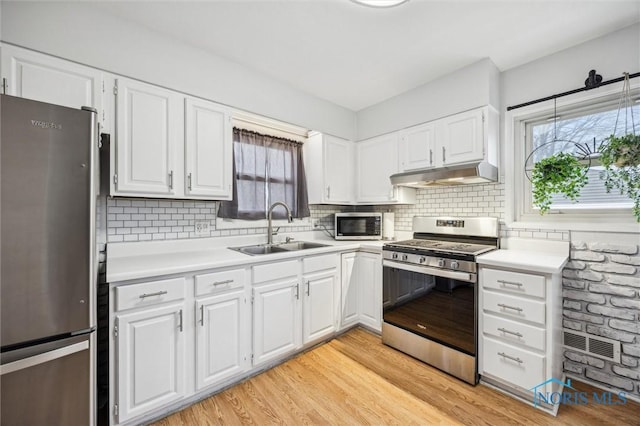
[267,201,293,245]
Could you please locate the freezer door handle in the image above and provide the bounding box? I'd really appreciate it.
[1,341,88,376]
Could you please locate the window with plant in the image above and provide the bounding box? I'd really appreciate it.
[524,92,639,219]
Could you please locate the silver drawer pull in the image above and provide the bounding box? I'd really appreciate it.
[139,291,168,299]
[498,327,523,338]
[498,352,523,364]
[498,280,523,288]
[497,303,523,312]
[212,279,233,286]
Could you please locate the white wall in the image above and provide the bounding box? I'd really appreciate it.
[356,58,500,140]
[0,1,357,140]
[501,23,640,111]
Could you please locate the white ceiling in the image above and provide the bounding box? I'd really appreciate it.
[92,0,640,111]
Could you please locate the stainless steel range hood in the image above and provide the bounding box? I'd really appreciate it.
[390,162,498,187]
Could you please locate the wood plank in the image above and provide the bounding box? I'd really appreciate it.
[153,328,640,426]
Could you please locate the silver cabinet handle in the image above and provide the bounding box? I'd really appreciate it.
[168,170,174,189]
[306,281,310,296]
[187,172,192,190]
[295,283,300,300]
[429,149,433,165]
[498,303,523,312]
[178,309,183,332]
[498,352,523,364]
[139,291,168,299]
[442,146,446,163]
[498,327,523,338]
[326,186,331,199]
[199,305,204,327]
[212,279,233,286]
[498,280,523,288]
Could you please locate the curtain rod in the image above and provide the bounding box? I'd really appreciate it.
[506,70,640,111]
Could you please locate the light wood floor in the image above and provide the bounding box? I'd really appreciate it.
[154,328,640,425]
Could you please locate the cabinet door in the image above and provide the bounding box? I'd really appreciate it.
[340,253,359,330]
[303,270,337,344]
[358,252,382,332]
[115,303,185,423]
[1,45,106,130]
[195,289,249,391]
[114,77,181,196]
[252,279,301,366]
[400,123,436,171]
[324,135,354,203]
[185,97,232,199]
[439,108,484,165]
[356,134,399,202]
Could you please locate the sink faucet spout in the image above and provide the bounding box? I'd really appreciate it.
[267,201,293,245]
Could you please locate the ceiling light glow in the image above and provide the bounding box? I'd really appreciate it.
[351,0,410,8]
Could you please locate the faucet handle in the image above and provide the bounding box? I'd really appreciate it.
[272,226,280,235]
[285,236,294,243]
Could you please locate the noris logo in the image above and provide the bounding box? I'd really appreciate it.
[530,378,627,407]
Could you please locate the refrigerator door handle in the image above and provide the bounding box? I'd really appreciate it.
[1,341,88,376]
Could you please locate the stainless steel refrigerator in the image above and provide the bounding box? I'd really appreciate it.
[1,94,97,425]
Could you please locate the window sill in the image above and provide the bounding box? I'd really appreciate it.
[506,217,640,233]
[216,217,311,230]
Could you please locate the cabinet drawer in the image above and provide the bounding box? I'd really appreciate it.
[195,269,245,296]
[482,336,545,392]
[115,277,185,311]
[483,290,545,325]
[482,313,545,351]
[482,268,545,298]
[303,253,338,273]
[252,260,299,284]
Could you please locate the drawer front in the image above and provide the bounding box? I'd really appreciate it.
[195,269,245,296]
[252,259,299,284]
[115,277,185,311]
[482,336,546,392]
[482,268,545,298]
[482,313,545,351]
[482,290,546,325]
[303,253,338,273]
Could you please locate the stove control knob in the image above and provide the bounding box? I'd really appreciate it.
[419,257,426,264]
[437,258,446,268]
[451,260,460,270]
[402,254,408,261]
[392,253,398,260]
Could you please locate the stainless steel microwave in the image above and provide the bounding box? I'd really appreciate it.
[334,212,382,240]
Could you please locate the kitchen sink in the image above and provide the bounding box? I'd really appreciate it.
[277,241,328,251]
[229,241,328,256]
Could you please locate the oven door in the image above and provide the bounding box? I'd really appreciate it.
[382,260,477,356]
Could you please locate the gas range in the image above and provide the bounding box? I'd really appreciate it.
[382,217,499,274]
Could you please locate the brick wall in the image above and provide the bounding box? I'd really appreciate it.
[562,237,640,398]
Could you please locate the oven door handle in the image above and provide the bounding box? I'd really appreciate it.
[382,259,475,283]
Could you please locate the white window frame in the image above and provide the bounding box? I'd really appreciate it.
[216,110,311,230]
[505,80,640,233]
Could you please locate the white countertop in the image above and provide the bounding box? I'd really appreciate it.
[476,238,570,274]
[106,231,402,283]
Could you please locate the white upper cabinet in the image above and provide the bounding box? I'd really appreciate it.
[439,107,485,165]
[185,97,232,199]
[356,133,416,204]
[399,122,436,171]
[304,132,354,204]
[114,77,182,196]
[1,44,108,131]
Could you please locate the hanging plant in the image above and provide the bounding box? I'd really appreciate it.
[532,152,589,214]
[599,134,640,221]
[598,72,640,221]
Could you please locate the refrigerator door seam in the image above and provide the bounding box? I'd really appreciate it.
[1,341,88,376]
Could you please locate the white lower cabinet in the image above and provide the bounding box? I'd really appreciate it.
[357,251,382,332]
[340,251,382,332]
[115,302,186,424]
[195,288,250,391]
[252,277,302,367]
[478,263,563,414]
